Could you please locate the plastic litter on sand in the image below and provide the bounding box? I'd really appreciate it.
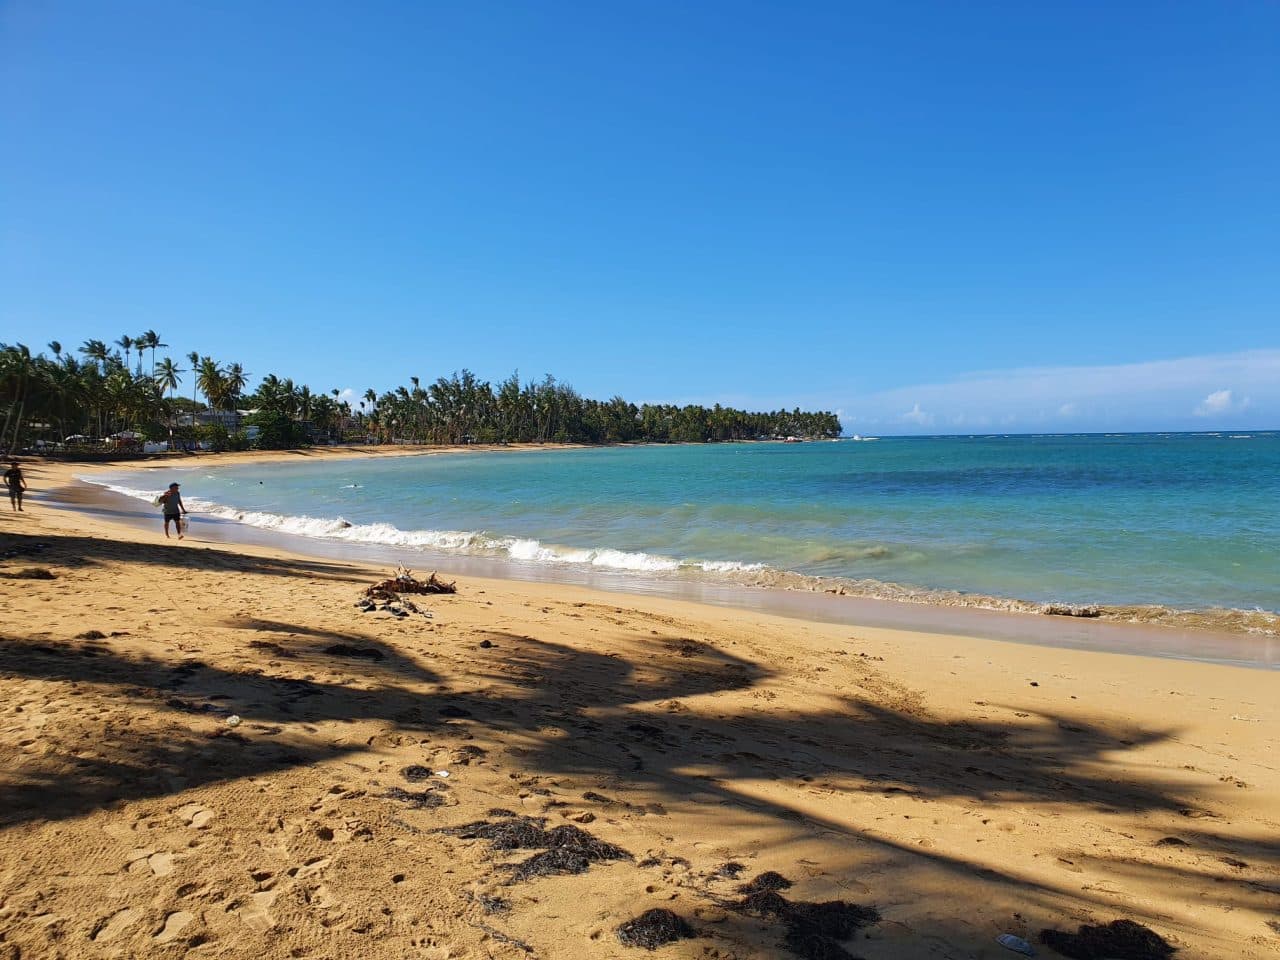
[997,933,1036,956]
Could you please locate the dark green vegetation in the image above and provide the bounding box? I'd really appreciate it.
[1,336,841,454]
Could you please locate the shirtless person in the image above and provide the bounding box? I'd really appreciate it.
[4,461,27,512]
[159,482,188,539]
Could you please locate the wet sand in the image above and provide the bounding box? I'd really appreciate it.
[2,452,1278,959]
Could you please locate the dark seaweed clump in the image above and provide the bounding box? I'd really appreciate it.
[436,815,631,883]
[738,871,793,894]
[616,909,696,950]
[1039,919,1176,960]
[400,764,435,782]
[733,873,879,960]
[383,787,445,809]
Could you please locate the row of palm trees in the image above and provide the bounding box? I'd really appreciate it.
[3,335,842,454]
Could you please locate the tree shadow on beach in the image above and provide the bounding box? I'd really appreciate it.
[1,535,1275,956]
[0,527,367,583]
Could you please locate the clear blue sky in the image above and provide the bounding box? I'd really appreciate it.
[3,1,1277,433]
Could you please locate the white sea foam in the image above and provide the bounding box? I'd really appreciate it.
[80,476,752,577]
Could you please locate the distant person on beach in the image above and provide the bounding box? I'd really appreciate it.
[4,461,27,512]
[159,482,188,539]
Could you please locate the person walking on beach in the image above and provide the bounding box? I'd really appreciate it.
[4,461,27,512]
[159,482,188,539]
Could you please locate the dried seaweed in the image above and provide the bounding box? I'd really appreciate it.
[382,787,445,809]
[1039,919,1176,960]
[437,814,631,884]
[616,909,697,950]
[732,872,879,960]
[738,871,793,894]
[400,764,434,782]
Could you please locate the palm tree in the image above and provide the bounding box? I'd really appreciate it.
[80,339,109,373]
[187,351,201,411]
[155,357,182,398]
[48,341,62,360]
[139,329,166,375]
[114,335,134,373]
[197,357,225,411]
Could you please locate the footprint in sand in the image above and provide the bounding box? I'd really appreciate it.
[91,907,140,943]
[234,890,279,932]
[148,852,176,876]
[176,802,215,829]
[153,910,194,943]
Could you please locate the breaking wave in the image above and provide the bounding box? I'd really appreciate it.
[81,475,1279,638]
[82,477,765,577]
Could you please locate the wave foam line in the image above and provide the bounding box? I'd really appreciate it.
[80,476,1278,637]
[79,477,765,577]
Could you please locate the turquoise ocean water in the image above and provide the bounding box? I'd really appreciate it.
[93,433,1280,625]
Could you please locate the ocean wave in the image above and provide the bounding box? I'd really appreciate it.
[80,477,765,577]
[79,476,1277,637]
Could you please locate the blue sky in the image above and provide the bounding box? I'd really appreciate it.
[2,1,1277,433]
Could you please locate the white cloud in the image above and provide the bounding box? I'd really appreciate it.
[902,403,933,426]
[1194,388,1249,417]
[821,349,1280,434]
[338,387,355,400]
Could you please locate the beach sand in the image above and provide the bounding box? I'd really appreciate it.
[2,452,1277,959]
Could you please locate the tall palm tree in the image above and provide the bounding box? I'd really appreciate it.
[187,351,201,411]
[48,341,62,359]
[155,356,182,441]
[114,335,134,373]
[138,330,166,375]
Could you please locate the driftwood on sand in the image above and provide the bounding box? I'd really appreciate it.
[366,568,457,599]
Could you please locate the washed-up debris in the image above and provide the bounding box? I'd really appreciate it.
[367,567,456,598]
[383,787,446,809]
[1039,919,1175,960]
[436,814,631,883]
[617,909,697,950]
[1153,837,1187,847]
[356,568,449,618]
[75,629,107,640]
[401,765,434,782]
[225,715,241,727]
[997,933,1036,955]
[323,643,385,661]
[1040,603,1101,618]
[731,873,879,960]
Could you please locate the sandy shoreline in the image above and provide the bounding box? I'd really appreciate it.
[2,452,1279,958]
[47,446,1280,667]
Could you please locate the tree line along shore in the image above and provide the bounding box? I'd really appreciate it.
[2,337,841,454]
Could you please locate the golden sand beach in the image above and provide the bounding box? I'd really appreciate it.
[1,451,1277,959]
